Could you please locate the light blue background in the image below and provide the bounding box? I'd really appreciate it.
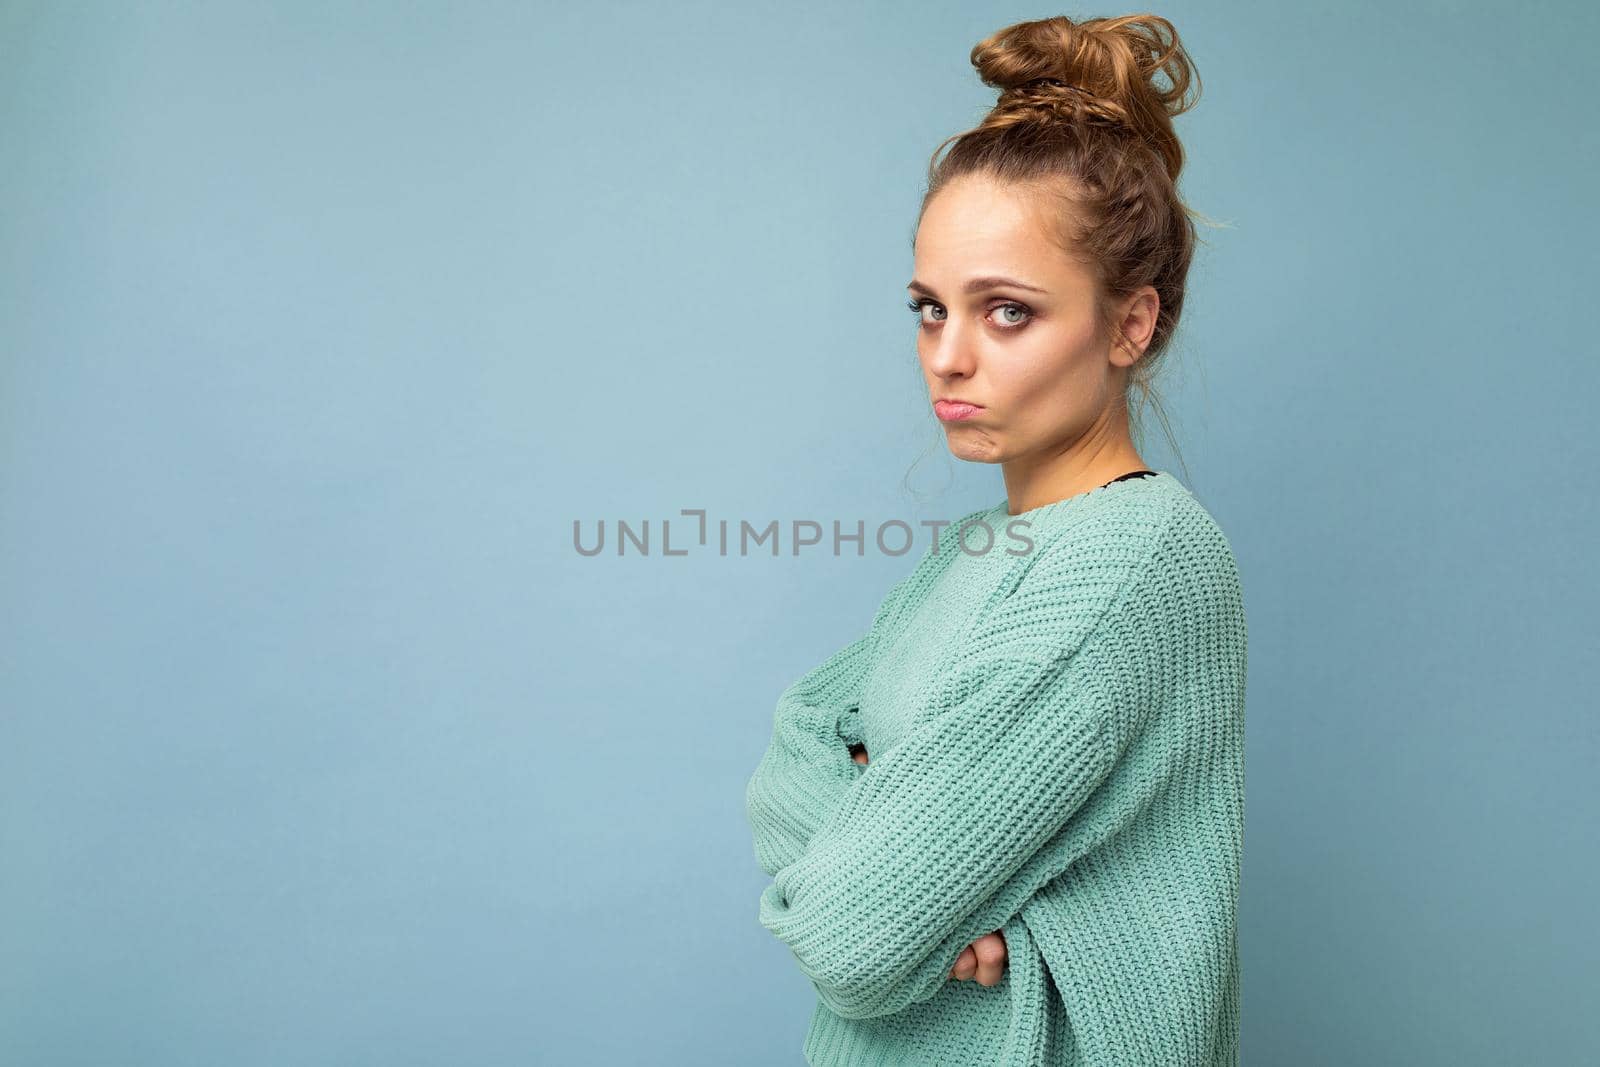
[4,1,1596,1063]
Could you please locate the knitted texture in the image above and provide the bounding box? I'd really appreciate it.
[744,472,1247,1066]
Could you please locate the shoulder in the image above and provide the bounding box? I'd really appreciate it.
[1015,483,1178,574]
[976,477,1244,660]
[949,491,1170,665]
[1097,484,1247,674]
[1140,482,1245,616]
[1022,476,1238,592]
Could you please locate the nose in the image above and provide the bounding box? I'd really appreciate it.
[922,322,978,380]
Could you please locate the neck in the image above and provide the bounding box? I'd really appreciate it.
[1001,438,1148,517]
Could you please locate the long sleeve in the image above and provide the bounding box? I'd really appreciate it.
[744,567,926,878]
[757,500,1177,1020]
[744,630,874,878]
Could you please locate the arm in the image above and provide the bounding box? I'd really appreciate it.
[757,503,1176,1019]
[745,566,931,877]
[758,645,1117,1017]
[743,627,877,878]
[745,509,990,877]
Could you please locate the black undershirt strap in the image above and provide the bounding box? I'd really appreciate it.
[1098,469,1158,488]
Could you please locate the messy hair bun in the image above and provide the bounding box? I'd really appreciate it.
[972,14,1197,181]
[920,14,1205,468]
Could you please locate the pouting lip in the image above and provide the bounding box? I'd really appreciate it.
[933,398,984,407]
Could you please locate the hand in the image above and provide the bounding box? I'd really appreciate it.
[849,745,1008,986]
[948,930,1007,985]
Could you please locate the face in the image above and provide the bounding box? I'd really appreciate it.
[908,173,1150,466]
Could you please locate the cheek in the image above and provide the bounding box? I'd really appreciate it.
[996,333,1097,402]
[990,335,1105,432]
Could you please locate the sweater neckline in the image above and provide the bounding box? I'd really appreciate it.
[992,469,1173,522]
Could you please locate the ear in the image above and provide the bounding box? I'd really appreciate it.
[1109,286,1159,366]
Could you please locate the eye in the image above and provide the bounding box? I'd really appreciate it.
[905,298,1032,330]
[993,302,1032,327]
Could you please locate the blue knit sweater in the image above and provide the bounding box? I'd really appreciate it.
[745,471,1248,1065]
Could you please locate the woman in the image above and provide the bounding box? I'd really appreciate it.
[745,13,1246,1066]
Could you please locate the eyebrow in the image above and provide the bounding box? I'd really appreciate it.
[905,275,1049,297]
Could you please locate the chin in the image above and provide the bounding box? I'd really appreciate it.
[942,431,1006,464]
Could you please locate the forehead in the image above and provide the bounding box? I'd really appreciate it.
[913,176,1087,287]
